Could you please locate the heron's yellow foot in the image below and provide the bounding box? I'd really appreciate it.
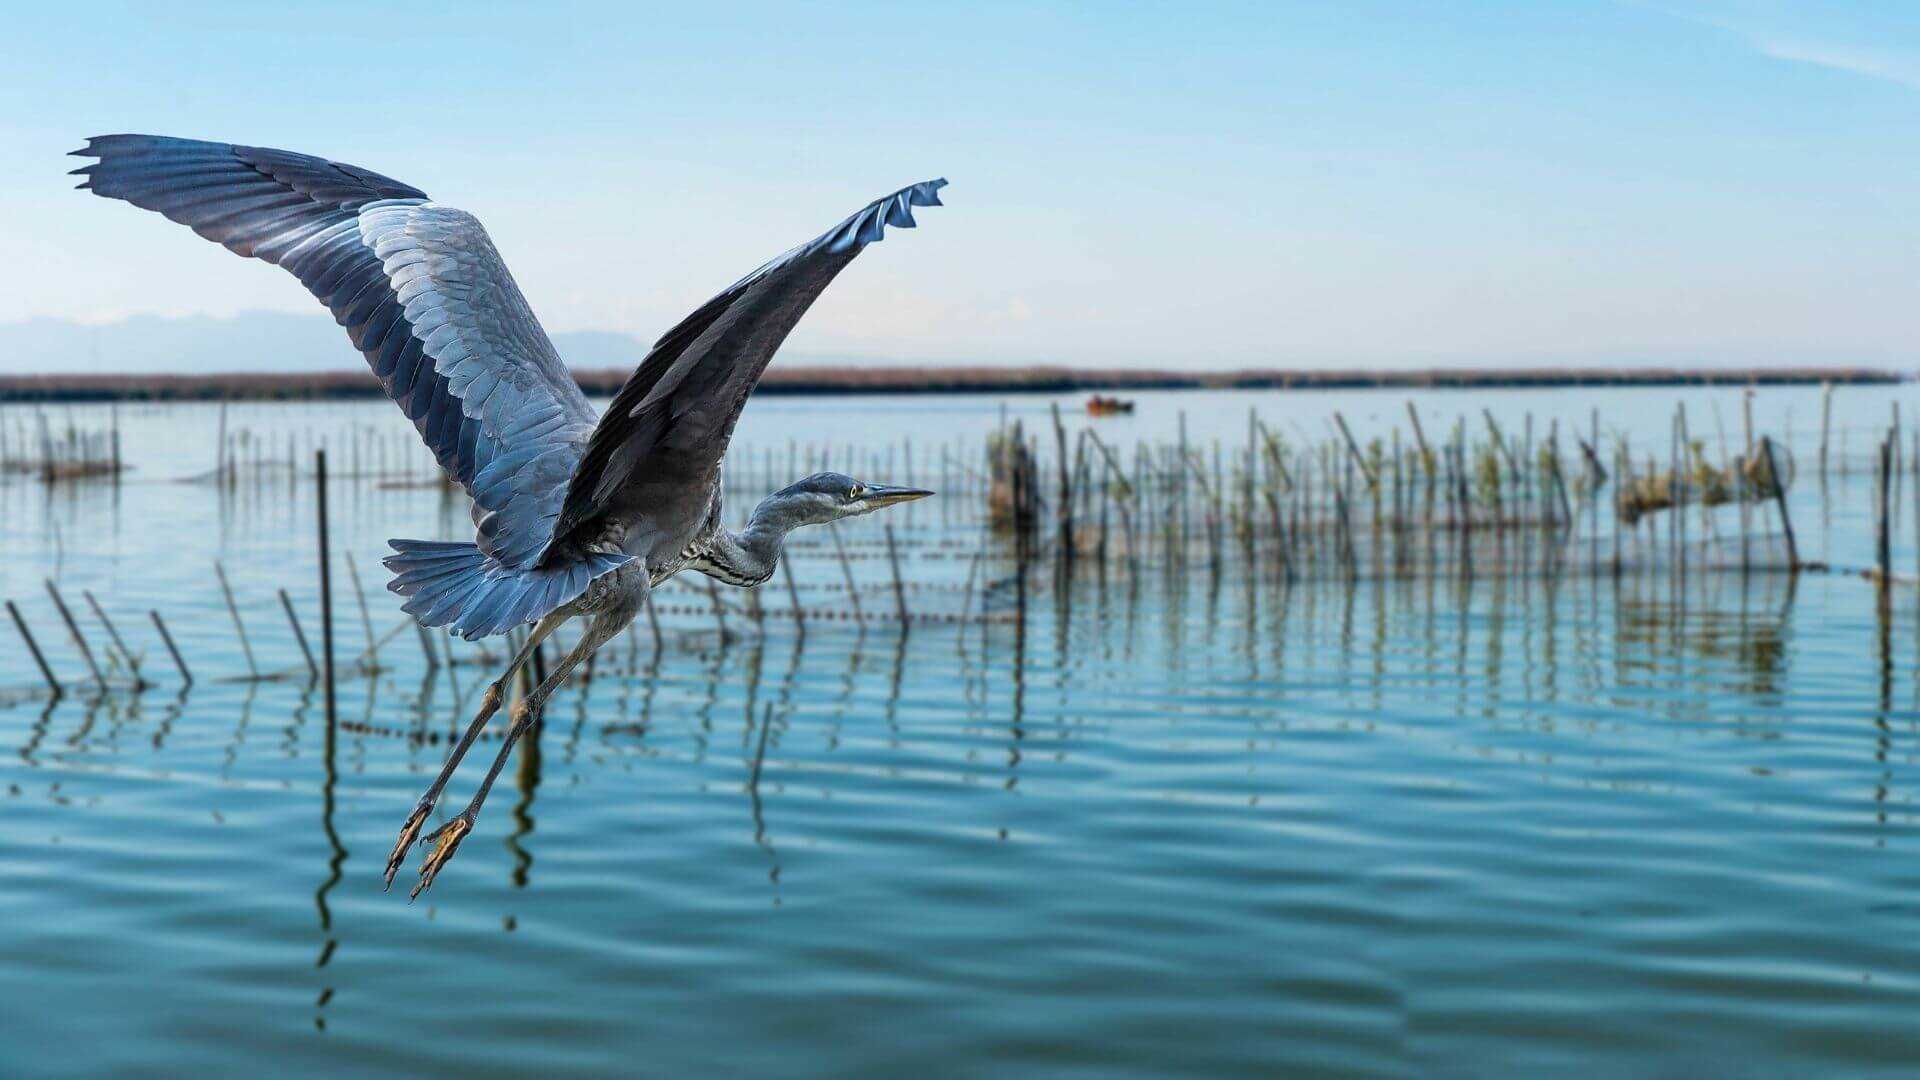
[384,798,435,890]
[411,815,473,901]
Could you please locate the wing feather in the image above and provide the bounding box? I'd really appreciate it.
[553,178,947,558]
[74,134,596,568]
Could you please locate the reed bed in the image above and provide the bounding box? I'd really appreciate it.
[3,393,1917,707]
[0,406,124,482]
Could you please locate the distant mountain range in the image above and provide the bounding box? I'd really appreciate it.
[0,312,660,375]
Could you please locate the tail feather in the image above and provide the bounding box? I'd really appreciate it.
[383,539,630,640]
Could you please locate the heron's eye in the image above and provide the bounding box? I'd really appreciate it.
[846,484,865,501]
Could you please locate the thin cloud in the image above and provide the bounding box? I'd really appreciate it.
[1748,38,1920,91]
[1635,1,1920,92]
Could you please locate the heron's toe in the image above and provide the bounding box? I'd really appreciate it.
[411,815,473,901]
[384,798,435,890]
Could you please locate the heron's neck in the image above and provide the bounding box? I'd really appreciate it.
[703,513,791,587]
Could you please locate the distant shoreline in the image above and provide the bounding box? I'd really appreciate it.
[0,365,1904,403]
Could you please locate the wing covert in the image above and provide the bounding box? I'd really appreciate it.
[72,134,596,568]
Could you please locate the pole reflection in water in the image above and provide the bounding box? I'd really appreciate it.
[313,679,344,1030]
[746,702,782,905]
[4,420,1920,1074]
[506,708,541,890]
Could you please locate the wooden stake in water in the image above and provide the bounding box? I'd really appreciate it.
[1814,381,1832,480]
[1405,402,1433,479]
[744,574,764,626]
[415,622,441,669]
[644,593,664,652]
[216,400,229,486]
[1760,436,1797,570]
[781,557,805,629]
[45,580,105,691]
[1333,412,1376,488]
[1875,434,1893,593]
[280,588,318,680]
[317,449,336,723]
[702,576,729,639]
[213,560,257,678]
[1051,402,1073,552]
[830,524,863,623]
[82,589,142,686]
[884,524,909,627]
[7,599,61,697]
[343,554,381,672]
[149,609,191,686]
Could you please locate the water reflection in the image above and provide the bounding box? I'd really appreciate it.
[506,712,541,889]
[314,680,344,1031]
[746,703,782,905]
[5,545,1920,1073]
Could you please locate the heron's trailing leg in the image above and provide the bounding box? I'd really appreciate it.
[384,611,569,889]
[412,608,632,899]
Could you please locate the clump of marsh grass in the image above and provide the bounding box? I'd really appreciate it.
[1618,442,1782,525]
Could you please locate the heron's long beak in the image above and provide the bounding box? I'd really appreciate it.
[860,485,935,510]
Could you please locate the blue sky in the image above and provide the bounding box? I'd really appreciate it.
[3,1,1919,369]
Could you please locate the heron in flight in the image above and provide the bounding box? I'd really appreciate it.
[74,135,944,896]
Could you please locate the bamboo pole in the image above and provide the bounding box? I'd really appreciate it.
[1761,436,1797,569]
[7,600,61,696]
[45,580,105,691]
[213,560,257,678]
[1050,402,1073,550]
[414,622,441,669]
[1819,381,1833,482]
[1405,402,1433,478]
[702,576,729,638]
[829,525,863,622]
[1875,434,1892,592]
[884,524,910,627]
[149,609,191,686]
[343,554,381,672]
[82,589,142,685]
[781,556,804,628]
[1333,412,1377,488]
[280,588,318,679]
[644,593,664,652]
[314,445,337,722]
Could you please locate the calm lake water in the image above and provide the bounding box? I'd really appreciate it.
[3,383,1920,1074]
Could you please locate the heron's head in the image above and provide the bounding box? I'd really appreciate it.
[751,471,934,532]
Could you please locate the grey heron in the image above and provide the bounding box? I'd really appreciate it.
[73,135,944,896]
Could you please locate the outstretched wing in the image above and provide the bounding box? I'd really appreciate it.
[553,178,947,559]
[73,135,597,569]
